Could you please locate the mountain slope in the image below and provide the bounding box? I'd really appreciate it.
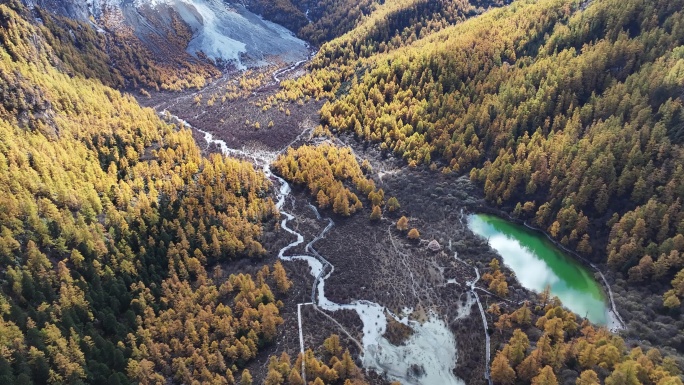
[4,0,684,383]
[288,0,684,367]
[0,3,287,384]
[22,0,310,71]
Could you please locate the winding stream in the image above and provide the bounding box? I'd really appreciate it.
[275,171,464,385]
[172,118,468,384]
[467,214,614,326]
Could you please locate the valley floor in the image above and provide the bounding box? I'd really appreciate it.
[136,64,541,385]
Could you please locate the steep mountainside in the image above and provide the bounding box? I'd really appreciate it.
[4,0,684,384]
[316,0,684,314]
[22,0,310,69]
[0,3,288,384]
[246,0,510,45]
[281,0,684,378]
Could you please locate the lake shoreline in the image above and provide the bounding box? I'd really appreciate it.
[466,205,625,330]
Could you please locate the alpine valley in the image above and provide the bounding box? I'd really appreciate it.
[0,0,683,384]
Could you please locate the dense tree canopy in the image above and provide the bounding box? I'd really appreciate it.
[290,0,684,331]
[0,4,282,383]
[4,0,684,382]
[274,144,398,217]
[490,299,683,384]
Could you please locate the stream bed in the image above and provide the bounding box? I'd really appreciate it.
[190,124,467,385]
[467,213,610,325]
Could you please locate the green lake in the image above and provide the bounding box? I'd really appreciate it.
[467,213,609,325]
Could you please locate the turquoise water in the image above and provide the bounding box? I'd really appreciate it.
[467,214,609,325]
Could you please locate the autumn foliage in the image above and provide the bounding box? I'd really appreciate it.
[0,4,281,383]
[273,144,384,216]
[291,0,684,309]
[490,299,683,385]
[262,334,370,385]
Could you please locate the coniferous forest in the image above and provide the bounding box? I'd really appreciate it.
[1,0,684,384]
[0,3,282,383]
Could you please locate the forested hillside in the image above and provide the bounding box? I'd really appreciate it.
[267,0,684,380]
[298,0,684,321]
[0,3,286,383]
[309,0,506,67]
[4,0,684,382]
[246,0,382,45]
[488,295,683,385]
[248,0,507,46]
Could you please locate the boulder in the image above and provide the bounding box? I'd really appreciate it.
[427,240,441,252]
